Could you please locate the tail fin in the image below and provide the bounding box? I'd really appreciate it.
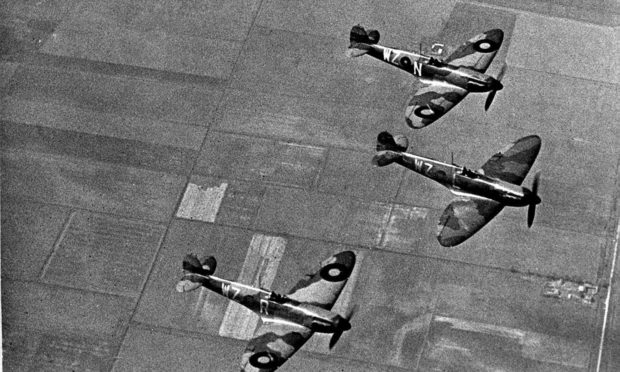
[183,254,217,275]
[176,254,217,292]
[347,25,380,57]
[376,131,408,152]
[371,132,409,167]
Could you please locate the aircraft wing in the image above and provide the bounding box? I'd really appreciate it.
[404,81,468,128]
[437,197,504,247]
[444,29,504,73]
[286,251,356,309]
[241,320,313,372]
[480,135,542,185]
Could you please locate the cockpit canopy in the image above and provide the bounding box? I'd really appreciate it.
[263,291,289,304]
[460,167,478,178]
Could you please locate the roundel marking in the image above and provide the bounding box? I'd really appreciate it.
[473,39,499,53]
[400,56,411,68]
[414,106,441,120]
[320,263,349,282]
[249,351,279,369]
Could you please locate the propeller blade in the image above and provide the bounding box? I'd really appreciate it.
[532,171,540,196]
[329,330,343,350]
[527,171,541,228]
[496,63,508,81]
[527,203,536,228]
[485,90,497,111]
[485,64,507,111]
[329,304,358,350]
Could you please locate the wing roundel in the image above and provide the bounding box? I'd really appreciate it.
[444,29,504,72]
[241,321,313,372]
[286,251,356,309]
[404,81,468,128]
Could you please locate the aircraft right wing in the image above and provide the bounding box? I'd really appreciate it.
[443,29,504,73]
[404,81,469,128]
[437,197,504,247]
[480,135,542,185]
[286,251,356,309]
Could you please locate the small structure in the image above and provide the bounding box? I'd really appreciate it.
[542,279,598,305]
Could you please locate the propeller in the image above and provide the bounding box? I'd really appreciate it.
[484,63,507,111]
[329,305,357,350]
[527,171,541,228]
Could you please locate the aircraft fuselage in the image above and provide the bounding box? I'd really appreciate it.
[190,274,349,333]
[364,44,502,93]
[396,152,536,207]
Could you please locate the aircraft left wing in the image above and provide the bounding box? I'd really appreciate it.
[437,197,504,247]
[443,29,504,73]
[286,251,356,309]
[241,320,313,372]
[404,81,468,128]
[480,135,541,185]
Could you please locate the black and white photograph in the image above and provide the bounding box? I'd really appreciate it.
[1,1,619,370]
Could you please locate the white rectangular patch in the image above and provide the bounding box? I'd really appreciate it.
[217,234,287,340]
[176,182,227,222]
[433,316,589,368]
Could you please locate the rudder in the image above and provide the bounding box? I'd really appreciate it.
[182,254,217,276]
[176,254,217,293]
[372,131,408,167]
[376,131,408,152]
[347,25,380,57]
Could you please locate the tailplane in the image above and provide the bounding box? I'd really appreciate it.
[347,25,380,57]
[176,254,217,292]
[371,131,409,167]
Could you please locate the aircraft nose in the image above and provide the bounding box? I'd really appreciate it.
[336,317,351,331]
[525,189,541,205]
[491,79,503,91]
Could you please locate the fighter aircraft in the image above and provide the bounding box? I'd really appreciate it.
[176,251,356,371]
[348,25,505,128]
[372,132,541,246]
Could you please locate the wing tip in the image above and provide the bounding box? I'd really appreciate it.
[516,134,542,153]
[436,219,469,247]
[484,29,504,44]
[436,232,467,247]
[332,251,356,271]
